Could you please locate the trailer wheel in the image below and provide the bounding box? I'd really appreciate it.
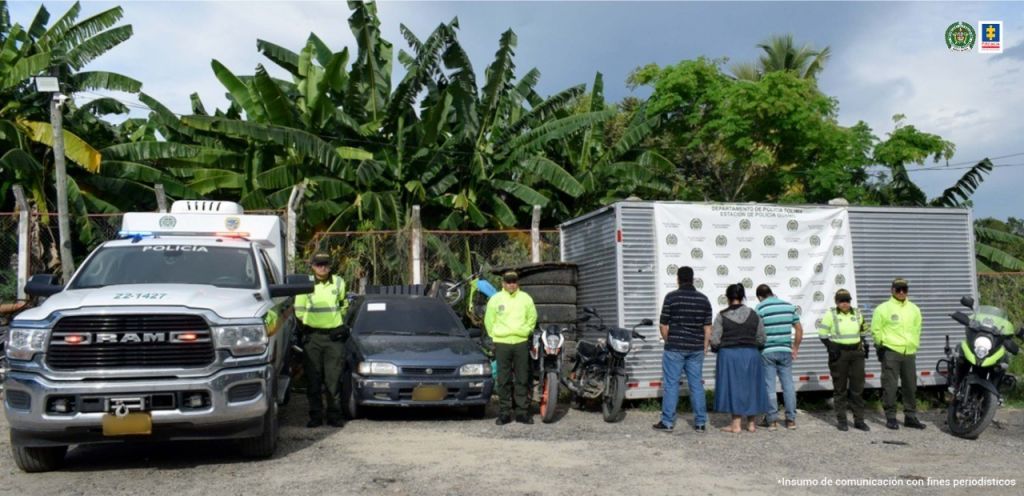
[517,268,577,286]
[535,304,577,324]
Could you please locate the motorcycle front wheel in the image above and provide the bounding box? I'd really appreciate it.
[541,371,560,423]
[602,375,626,423]
[947,384,998,439]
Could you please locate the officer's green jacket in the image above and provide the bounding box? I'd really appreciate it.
[817,307,868,345]
[295,275,348,329]
[484,289,537,345]
[871,297,922,355]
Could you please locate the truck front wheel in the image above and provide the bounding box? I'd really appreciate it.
[238,399,278,458]
[11,438,67,472]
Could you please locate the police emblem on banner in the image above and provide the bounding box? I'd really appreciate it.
[690,218,703,230]
[694,278,704,289]
[790,277,802,288]
[717,265,729,276]
[765,265,777,276]
[740,248,752,259]
[666,234,678,246]
[787,220,799,231]
[225,216,241,231]
[795,305,803,316]
[159,215,177,229]
[715,235,728,247]
[836,274,846,285]
[809,235,821,247]
[742,278,753,289]
[667,264,678,276]
[718,295,729,306]
[833,246,845,257]
[831,218,843,229]
[764,235,775,247]
[814,291,825,302]
[788,249,799,260]
[739,219,751,231]
[691,248,704,259]
[814,263,824,274]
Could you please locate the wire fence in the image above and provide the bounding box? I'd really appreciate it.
[306,229,561,287]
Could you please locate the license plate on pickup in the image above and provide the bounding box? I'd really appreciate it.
[102,413,152,436]
[411,384,447,401]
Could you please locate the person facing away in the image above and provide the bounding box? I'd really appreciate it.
[652,266,713,433]
[711,283,769,434]
[754,284,803,431]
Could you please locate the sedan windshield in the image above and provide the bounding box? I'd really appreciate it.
[71,245,258,289]
[353,298,464,336]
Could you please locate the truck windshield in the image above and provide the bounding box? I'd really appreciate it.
[71,245,259,289]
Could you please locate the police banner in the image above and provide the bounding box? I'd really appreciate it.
[653,203,857,336]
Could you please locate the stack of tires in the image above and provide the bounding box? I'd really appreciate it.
[513,263,578,353]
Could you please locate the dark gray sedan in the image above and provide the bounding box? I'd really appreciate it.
[341,295,494,418]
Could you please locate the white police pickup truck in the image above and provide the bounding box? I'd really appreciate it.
[3,201,312,471]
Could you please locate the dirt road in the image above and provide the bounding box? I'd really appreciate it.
[2,398,1022,495]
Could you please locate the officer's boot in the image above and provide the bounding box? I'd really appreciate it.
[836,416,849,432]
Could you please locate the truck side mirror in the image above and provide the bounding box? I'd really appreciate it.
[25,274,62,297]
[960,296,975,309]
[270,274,315,298]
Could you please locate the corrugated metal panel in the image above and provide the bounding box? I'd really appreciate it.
[618,203,661,394]
[844,207,975,388]
[561,207,619,342]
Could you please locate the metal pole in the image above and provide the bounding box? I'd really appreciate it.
[13,185,30,300]
[51,94,74,282]
[411,205,422,285]
[154,184,167,213]
[286,181,307,275]
[531,205,541,263]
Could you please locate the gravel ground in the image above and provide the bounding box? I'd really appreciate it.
[2,396,1023,496]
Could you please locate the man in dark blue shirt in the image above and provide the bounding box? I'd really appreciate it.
[653,266,713,433]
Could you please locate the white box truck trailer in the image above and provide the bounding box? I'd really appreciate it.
[560,201,977,400]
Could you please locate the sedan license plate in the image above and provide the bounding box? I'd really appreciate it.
[102,412,152,436]
[411,384,446,401]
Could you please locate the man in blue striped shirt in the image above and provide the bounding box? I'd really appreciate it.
[755,284,803,430]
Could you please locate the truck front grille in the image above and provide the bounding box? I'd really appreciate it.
[47,315,216,369]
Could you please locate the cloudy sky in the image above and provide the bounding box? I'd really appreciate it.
[9,1,1024,220]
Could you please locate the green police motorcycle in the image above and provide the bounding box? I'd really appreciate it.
[938,296,1024,439]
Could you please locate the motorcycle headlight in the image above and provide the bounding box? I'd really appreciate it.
[6,328,48,361]
[459,363,491,376]
[357,361,399,375]
[608,336,630,354]
[973,336,994,360]
[542,332,564,351]
[212,325,268,357]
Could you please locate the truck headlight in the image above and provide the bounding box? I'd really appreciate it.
[7,328,48,361]
[459,363,491,376]
[212,325,268,357]
[357,361,398,375]
[973,336,993,360]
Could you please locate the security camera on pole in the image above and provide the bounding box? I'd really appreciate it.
[34,75,74,282]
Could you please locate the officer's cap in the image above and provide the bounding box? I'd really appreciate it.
[834,288,852,303]
[891,277,909,290]
[502,270,520,283]
[311,253,332,265]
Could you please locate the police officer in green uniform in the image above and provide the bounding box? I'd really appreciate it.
[484,270,537,425]
[295,253,349,428]
[871,278,926,430]
[817,289,870,432]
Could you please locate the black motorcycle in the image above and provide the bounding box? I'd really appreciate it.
[563,307,651,423]
[530,324,566,423]
[937,296,1024,439]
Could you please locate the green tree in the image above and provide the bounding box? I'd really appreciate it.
[730,34,832,82]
